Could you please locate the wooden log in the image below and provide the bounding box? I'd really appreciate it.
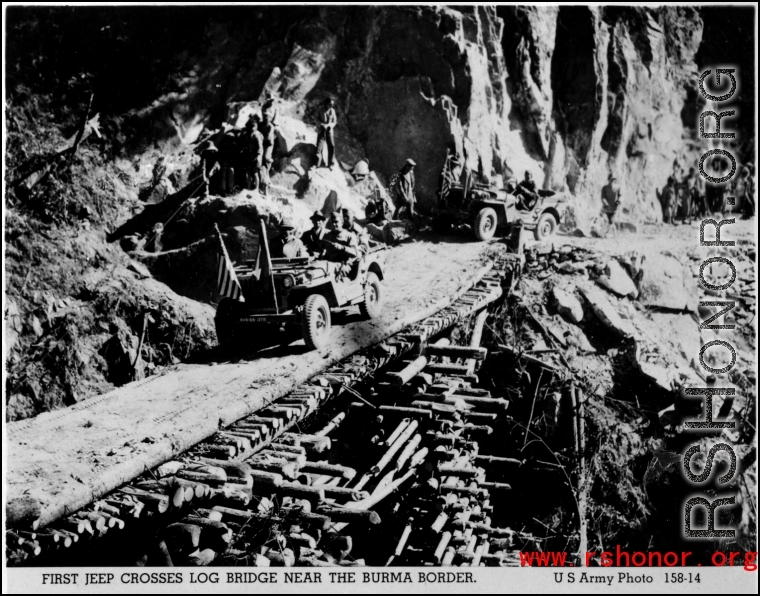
[313,412,346,437]
[286,434,331,454]
[425,345,487,360]
[441,546,456,566]
[260,449,306,465]
[434,531,453,562]
[135,480,189,507]
[248,458,298,480]
[316,505,380,525]
[479,481,511,492]
[279,482,326,505]
[208,486,250,507]
[395,434,422,470]
[224,429,262,443]
[437,464,481,478]
[248,416,283,431]
[215,433,250,452]
[431,512,449,533]
[278,508,332,531]
[103,496,143,519]
[378,405,433,420]
[233,422,270,438]
[299,461,356,480]
[425,363,473,375]
[371,420,419,475]
[76,511,107,532]
[197,444,236,459]
[56,517,93,535]
[387,356,428,386]
[321,486,370,501]
[472,455,523,468]
[194,458,252,479]
[382,419,411,447]
[266,443,306,456]
[210,506,283,525]
[249,470,284,489]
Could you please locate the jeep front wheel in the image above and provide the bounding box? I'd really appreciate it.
[534,212,557,241]
[301,294,331,350]
[474,207,498,241]
[360,272,383,319]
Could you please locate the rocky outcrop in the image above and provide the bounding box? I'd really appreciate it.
[141,6,708,223]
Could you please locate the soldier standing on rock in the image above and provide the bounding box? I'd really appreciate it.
[244,115,264,192]
[259,108,278,196]
[600,174,621,236]
[657,176,677,225]
[200,142,221,199]
[316,97,337,168]
[392,158,418,224]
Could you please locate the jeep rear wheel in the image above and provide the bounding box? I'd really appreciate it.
[474,207,498,241]
[534,212,557,241]
[215,298,240,348]
[360,272,383,319]
[301,294,331,350]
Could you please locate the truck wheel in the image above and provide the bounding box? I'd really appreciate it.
[301,294,331,350]
[474,208,498,241]
[359,272,383,319]
[534,212,557,241]
[215,298,239,348]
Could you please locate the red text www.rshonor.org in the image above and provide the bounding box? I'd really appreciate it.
[519,548,758,571]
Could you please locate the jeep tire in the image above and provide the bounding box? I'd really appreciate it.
[534,212,557,241]
[474,207,498,241]
[360,272,383,319]
[301,294,331,350]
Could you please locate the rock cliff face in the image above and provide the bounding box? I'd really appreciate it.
[116,6,710,222]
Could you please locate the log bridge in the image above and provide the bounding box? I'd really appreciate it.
[7,256,538,567]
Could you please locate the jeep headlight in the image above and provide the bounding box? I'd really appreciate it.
[282,275,295,289]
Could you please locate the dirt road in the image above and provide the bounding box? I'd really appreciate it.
[6,236,502,528]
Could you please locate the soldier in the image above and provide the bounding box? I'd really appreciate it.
[259,111,278,195]
[316,97,337,168]
[514,170,540,210]
[244,114,264,191]
[392,159,418,223]
[273,218,306,259]
[685,166,708,218]
[600,174,621,236]
[657,176,677,225]
[342,208,369,255]
[321,211,359,265]
[200,142,221,199]
[262,91,278,127]
[303,211,327,256]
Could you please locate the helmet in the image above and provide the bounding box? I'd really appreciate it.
[352,160,370,177]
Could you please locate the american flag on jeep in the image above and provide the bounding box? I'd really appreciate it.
[215,225,244,302]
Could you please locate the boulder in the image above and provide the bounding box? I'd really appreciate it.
[551,286,584,324]
[638,254,696,312]
[595,259,638,299]
[577,284,634,337]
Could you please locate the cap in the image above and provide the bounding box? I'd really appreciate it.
[406,158,416,166]
[352,159,370,177]
[280,217,296,230]
[204,141,218,152]
[310,210,326,222]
